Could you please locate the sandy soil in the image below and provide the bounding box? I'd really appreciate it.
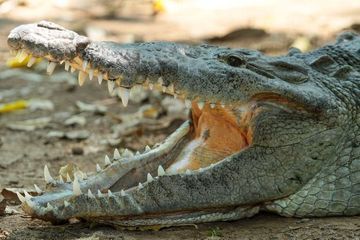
[0,1,360,239]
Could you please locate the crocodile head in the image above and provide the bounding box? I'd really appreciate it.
[8,21,360,228]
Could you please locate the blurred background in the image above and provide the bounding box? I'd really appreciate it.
[0,0,360,239]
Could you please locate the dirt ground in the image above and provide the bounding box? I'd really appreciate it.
[0,0,360,239]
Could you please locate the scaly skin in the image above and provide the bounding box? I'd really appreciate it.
[7,21,360,228]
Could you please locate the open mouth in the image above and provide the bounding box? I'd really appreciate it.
[11,45,257,223]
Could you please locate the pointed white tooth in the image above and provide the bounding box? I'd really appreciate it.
[78,71,87,86]
[168,84,175,94]
[64,61,70,71]
[157,77,163,86]
[66,173,72,182]
[138,182,144,189]
[64,200,70,207]
[17,49,28,62]
[108,80,116,95]
[147,173,154,183]
[47,62,57,75]
[210,103,216,108]
[96,164,102,173]
[97,190,103,197]
[46,202,53,211]
[145,145,151,152]
[221,102,225,108]
[24,190,32,200]
[89,69,94,80]
[185,169,192,175]
[108,189,114,197]
[185,99,191,108]
[59,175,64,183]
[123,149,134,158]
[135,151,140,156]
[162,86,166,92]
[27,57,36,67]
[120,189,126,197]
[197,101,205,110]
[157,165,165,176]
[72,176,82,196]
[98,74,103,85]
[25,199,35,208]
[34,184,42,194]
[104,155,111,166]
[44,165,54,183]
[16,192,26,203]
[87,189,95,198]
[117,87,130,107]
[149,83,154,90]
[114,148,121,160]
[71,66,76,73]
[82,60,88,71]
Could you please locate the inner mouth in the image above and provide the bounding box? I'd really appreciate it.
[10,46,254,218]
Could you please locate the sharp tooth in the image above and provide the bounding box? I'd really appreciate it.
[97,190,103,197]
[104,155,111,166]
[108,189,114,197]
[123,149,134,158]
[17,49,28,63]
[88,189,95,198]
[138,182,144,189]
[168,84,175,94]
[47,62,57,75]
[46,203,53,211]
[34,184,42,194]
[221,102,225,108]
[147,173,154,183]
[27,57,36,67]
[78,71,87,86]
[71,66,76,73]
[82,60,88,71]
[157,77,163,86]
[145,145,151,152]
[44,165,54,183]
[157,165,165,176]
[135,151,140,156]
[185,169,192,175]
[25,199,35,208]
[185,99,191,108]
[210,103,216,108]
[16,192,26,203]
[162,86,166,92]
[114,148,121,160]
[96,164,102,173]
[117,87,130,107]
[197,101,205,110]
[98,74,103,85]
[66,173,72,182]
[120,189,126,196]
[23,190,32,200]
[72,176,82,196]
[64,61,70,71]
[108,81,115,94]
[149,83,154,90]
[59,175,64,183]
[64,200,70,207]
[89,69,94,80]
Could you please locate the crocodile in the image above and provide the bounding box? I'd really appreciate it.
[7,21,360,228]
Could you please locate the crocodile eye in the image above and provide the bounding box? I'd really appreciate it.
[226,55,246,67]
